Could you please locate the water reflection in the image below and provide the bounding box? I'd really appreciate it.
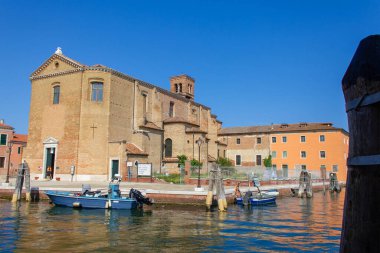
[0,190,344,252]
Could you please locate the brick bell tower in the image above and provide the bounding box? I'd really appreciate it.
[170,74,195,100]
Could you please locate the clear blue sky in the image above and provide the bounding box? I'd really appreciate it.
[1,0,379,134]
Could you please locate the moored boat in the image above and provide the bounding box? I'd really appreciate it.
[45,178,152,209]
[235,192,276,206]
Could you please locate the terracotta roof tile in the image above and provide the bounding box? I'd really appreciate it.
[0,123,14,130]
[13,134,27,143]
[185,127,207,134]
[163,117,199,127]
[219,123,348,135]
[140,122,162,131]
[126,143,148,156]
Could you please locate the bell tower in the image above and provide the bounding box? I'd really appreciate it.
[170,74,195,100]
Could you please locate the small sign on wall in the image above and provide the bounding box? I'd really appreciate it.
[137,163,152,176]
[127,161,133,167]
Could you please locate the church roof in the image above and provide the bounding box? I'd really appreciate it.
[185,127,207,134]
[31,51,86,78]
[219,122,348,135]
[139,122,163,131]
[163,117,199,127]
[125,143,148,156]
[30,49,212,111]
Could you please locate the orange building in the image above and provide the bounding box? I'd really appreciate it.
[269,123,348,181]
[0,120,28,181]
[219,122,349,182]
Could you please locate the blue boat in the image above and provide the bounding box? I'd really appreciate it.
[235,194,276,206]
[235,176,277,206]
[45,179,152,210]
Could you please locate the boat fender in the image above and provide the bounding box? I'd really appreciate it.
[73,202,82,208]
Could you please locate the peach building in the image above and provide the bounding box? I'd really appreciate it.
[219,123,349,181]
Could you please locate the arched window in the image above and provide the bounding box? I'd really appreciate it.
[179,83,182,92]
[175,84,179,93]
[53,85,60,104]
[91,82,103,102]
[165,138,172,157]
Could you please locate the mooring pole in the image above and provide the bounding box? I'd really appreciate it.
[340,35,380,252]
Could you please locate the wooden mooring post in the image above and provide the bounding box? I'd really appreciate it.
[11,162,31,202]
[340,35,380,252]
[205,163,227,211]
[298,170,312,198]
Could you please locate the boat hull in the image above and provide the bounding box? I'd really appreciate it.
[235,196,276,206]
[45,191,138,210]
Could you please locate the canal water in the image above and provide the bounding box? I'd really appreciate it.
[0,190,344,252]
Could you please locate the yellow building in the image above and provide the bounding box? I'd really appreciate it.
[24,48,226,181]
[219,122,349,181]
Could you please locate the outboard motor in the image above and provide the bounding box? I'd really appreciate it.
[129,188,153,206]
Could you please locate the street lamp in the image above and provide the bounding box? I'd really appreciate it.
[196,137,203,188]
[5,141,14,183]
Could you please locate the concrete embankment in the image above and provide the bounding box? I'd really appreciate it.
[0,179,343,205]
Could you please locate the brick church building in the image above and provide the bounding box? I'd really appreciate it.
[24,48,226,181]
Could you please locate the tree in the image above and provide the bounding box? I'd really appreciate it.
[263,155,272,167]
[177,154,187,167]
[216,157,232,167]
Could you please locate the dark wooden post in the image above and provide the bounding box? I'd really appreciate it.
[341,35,380,252]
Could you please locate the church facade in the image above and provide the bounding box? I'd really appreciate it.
[24,48,226,181]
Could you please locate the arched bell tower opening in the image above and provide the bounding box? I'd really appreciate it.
[170,74,195,100]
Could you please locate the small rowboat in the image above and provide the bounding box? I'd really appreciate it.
[235,193,276,206]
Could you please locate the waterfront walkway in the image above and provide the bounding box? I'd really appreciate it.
[0,177,334,204]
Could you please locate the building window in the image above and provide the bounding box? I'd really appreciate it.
[175,84,179,93]
[236,138,240,144]
[301,165,307,170]
[91,82,103,102]
[0,157,4,168]
[272,151,277,158]
[300,136,306,142]
[142,93,147,116]
[53,85,60,104]
[301,151,307,158]
[18,147,22,154]
[333,165,338,172]
[223,150,226,158]
[320,135,325,142]
[179,83,182,92]
[320,151,326,158]
[282,151,287,158]
[169,102,174,117]
[217,149,220,158]
[272,137,276,143]
[256,155,262,166]
[236,155,241,166]
[0,134,7,146]
[282,164,288,178]
[282,136,287,143]
[272,164,277,169]
[257,137,262,144]
[164,138,172,157]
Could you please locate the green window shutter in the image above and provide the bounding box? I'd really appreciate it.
[0,134,7,145]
